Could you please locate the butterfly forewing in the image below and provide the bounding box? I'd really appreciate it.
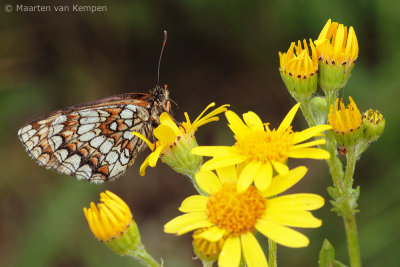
[18,89,169,183]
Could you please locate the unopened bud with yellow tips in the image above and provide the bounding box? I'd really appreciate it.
[279,39,318,102]
[192,228,226,265]
[362,109,385,143]
[328,97,363,148]
[315,19,359,94]
[83,191,160,267]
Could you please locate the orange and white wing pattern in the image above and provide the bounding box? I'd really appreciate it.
[17,87,170,183]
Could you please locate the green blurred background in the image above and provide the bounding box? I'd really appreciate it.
[1,0,399,266]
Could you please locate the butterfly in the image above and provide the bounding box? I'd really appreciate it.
[17,85,171,183]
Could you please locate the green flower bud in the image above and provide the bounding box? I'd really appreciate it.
[362,109,385,143]
[279,39,318,102]
[310,96,328,125]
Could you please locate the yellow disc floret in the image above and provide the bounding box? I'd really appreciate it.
[235,127,294,163]
[206,184,266,235]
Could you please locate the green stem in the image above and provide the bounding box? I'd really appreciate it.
[344,147,356,188]
[268,239,277,267]
[129,244,160,267]
[202,260,214,267]
[343,213,362,267]
[299,99,316,127]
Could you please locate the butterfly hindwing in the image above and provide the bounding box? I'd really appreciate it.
[18,96,156,183]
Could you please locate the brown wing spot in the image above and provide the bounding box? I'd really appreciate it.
[99,121,115,135]
[78,147,89,157]
[68,114,80,120]
[121,139,130,150]
[117,120,129,131]
[65,143,77,152]
[104,108,123,117]
[98,165,109,176]
[89,153,101,166]
[65,120,79,127]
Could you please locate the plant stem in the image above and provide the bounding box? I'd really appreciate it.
[344,147,357,188]
[129,244,161,267]
[268,239,277,267]
[299,100,316,127]
[343,213,361,267]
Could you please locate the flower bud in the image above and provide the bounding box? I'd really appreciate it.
[362,109,385,143]
[328,97,363,148]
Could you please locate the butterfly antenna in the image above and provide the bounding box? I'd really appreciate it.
[157,30,168,86]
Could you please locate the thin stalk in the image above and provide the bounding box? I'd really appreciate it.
[268,239,277,267]
[344,147,357,188]
[299,100,316,127]
[129,244,161,267]
[343,213,362,267]
[202,260,214,267]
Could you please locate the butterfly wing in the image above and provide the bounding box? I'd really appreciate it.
[18,93,155,183]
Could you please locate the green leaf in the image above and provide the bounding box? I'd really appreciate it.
[318,239,335,267]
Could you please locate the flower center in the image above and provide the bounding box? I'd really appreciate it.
[206,184,266,236]
[235,129,293,163]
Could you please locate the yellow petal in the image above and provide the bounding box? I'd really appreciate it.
[272,161,289,175]
[288,148,330,159]
[291,125,332,144]
[255,219,309,248]
[139,156,151,176]
[277,103,300,133]
[153,124,178,143]
[262,166,308,197]
[263,209,322,228]
[164,212,210,234]
[149,145,165,167]
[179,195,208,213]
[195,170,222,195]
[191,146,233,157]
[177,220,214,235]
[216,165,238,184]
[241,232,268,267]
[254,162,273,191]
[159,112,181,135]
[267,193,325,211]
[219,236,241,267]
[290,139,326,149]
[201,155,246,171]
[131,132,155,150]
[226,110,248,139]
[198,226,226,242]
[243,111,264,131]
[237,161,262,193]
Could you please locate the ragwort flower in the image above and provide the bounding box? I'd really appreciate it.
[133,103,229,177]
[315,19,359,92]
[164,165,324,267]
[192,103,331,192]
[328,96,363,148]
[279,39,319,101]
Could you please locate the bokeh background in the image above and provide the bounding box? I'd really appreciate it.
[1,0,399,266]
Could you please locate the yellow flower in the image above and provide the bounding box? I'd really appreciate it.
[328,96,362,134]
[83,190,132,241]
[315,19,359,67]
[164,165,324,267]
[192,103,331,192]
[328,97,363,148]
[83,191,160,265]
[314,19,359,92]
[279,39,319,101]
[279,39,318,79]
[133,103,229,176]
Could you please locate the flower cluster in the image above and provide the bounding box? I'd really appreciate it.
[80,18,385,267]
